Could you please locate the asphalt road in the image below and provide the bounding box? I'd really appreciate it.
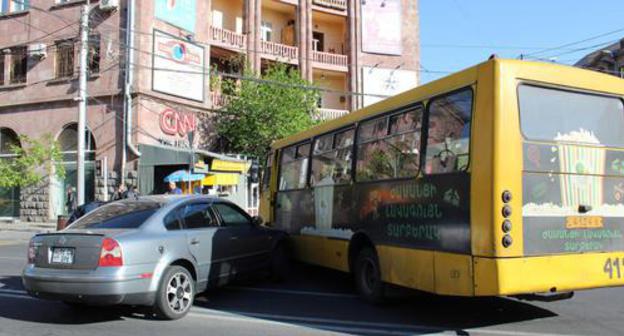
[1,235,623,336]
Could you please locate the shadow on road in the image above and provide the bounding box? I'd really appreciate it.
[194,263,559,335]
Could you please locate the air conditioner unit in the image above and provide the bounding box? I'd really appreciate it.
[28,43,47,59]
[99,0,119,11]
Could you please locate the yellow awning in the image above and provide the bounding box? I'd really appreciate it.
[202,173,240,186]
[211,159,250,172]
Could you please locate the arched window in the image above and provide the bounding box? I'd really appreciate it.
[0,128,21,218]
[0,128,21,157]
[57,123,96,161]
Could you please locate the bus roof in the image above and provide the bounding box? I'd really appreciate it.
[272,58,624,149]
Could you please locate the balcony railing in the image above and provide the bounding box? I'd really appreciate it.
[312,0,347,11]
[210,91,229,109]
[210,26,247,51]
[316,108,349,120]
[313,51,348,68]
[260,40,298,60]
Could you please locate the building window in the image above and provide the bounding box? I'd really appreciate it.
[261,21,272,42]
[0,55,4,86]
[9,46,27,84]
[55,40,74,79]
[312,32,325,52]
[1,0,29,13]
[88,35,100,74]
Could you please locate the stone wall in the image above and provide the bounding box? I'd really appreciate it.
[19,177,50,223]
[96,170,139,201]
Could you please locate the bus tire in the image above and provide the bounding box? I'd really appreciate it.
[354,247,385,304]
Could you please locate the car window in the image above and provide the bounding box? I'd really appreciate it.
[164,208,183,231]
[212,203,251,228]
[68,202,159,229]
[182,203,217,230]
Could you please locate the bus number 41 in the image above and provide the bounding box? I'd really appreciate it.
[604,258,622,279]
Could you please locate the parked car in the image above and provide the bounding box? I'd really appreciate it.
[22,195,289,320]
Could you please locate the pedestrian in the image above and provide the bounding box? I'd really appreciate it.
[65,186,77,215]
[126,185,139,199]
[167,181,182,195]
[112,184,127,200]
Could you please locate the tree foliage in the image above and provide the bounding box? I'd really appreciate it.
[215,62,319,161]
[0,135,65,188]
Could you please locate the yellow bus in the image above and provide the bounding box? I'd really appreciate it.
[259,58,624,302]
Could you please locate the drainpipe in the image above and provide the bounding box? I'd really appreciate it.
[122,0,141,182]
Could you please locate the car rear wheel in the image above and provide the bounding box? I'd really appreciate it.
[154,266,195,320]
[354,247,385,304]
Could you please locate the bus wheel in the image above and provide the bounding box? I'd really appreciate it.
[354,247,385,304]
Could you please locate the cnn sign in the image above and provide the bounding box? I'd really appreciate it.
[159,108,197,137]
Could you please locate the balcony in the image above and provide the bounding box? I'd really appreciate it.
[210,26,247,52]
[260,40,299,64]
[312,51,348,72]
[312,0,347,11]
[315,108,349,121]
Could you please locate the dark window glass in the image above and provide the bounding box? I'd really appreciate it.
[311,129,354,186]
[425,89,473,174]
[88,35,100,74]
[56,40,74,79]
[278,143,310,190]
[0,55,4,86]
[213,203,250,227]
[164,208,183,231]
[182,203,216,229]
[356,107,423,181]
[519,85,624,147]
[261,151,273,192]
[9,46,27,84]
[69,202,160,229]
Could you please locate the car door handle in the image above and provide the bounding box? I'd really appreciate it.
[190,238,200,245]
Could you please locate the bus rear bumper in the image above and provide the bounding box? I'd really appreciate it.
[474,251,624,296]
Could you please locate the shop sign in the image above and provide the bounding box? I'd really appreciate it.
[160,108,197,137]
[211,159,250,173]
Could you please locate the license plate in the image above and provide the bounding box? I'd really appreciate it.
[51,248,74,264]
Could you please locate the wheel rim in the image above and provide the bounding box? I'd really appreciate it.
[361,258,378,293]
[166,272,193,314]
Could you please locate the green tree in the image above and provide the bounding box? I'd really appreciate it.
[215,62,319,161]
[0,135,65,188]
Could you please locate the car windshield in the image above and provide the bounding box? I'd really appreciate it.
[68,201,161,229]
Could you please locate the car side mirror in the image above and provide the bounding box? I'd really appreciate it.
[251,216,264,227]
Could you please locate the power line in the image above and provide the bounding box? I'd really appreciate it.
[521,26,624,58]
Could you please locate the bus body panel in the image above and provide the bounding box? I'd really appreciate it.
[263,59,624,298]
[474,252,624,296]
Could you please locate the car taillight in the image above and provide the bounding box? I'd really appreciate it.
[27,239,36,264]
[99,238,123,267]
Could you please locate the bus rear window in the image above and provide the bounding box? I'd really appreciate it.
[519,85,624,146]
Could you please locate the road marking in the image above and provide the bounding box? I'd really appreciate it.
[0,256,24,261]
[0,241,21,246]
[227,286,358,299]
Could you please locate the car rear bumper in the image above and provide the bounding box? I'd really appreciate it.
[22,265,157,306]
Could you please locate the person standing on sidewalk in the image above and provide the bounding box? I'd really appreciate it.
[65,186,77,215]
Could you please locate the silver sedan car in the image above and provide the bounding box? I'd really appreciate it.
[22,195,288,320]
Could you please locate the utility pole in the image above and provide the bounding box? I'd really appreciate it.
[76,3,90,206]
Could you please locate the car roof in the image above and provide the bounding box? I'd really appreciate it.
[121,194,221,206]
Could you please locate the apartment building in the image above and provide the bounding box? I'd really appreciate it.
[575,38,624,78]
[0,0,419,222]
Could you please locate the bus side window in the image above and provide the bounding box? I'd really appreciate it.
[278,143,310,191]
[425,89,473,174]
[356,107,423,181]
[311,129,354,186]
[261,151,273,192]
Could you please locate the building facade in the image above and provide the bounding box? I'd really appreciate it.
[575,38,624,79]
[0,0,419,222]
